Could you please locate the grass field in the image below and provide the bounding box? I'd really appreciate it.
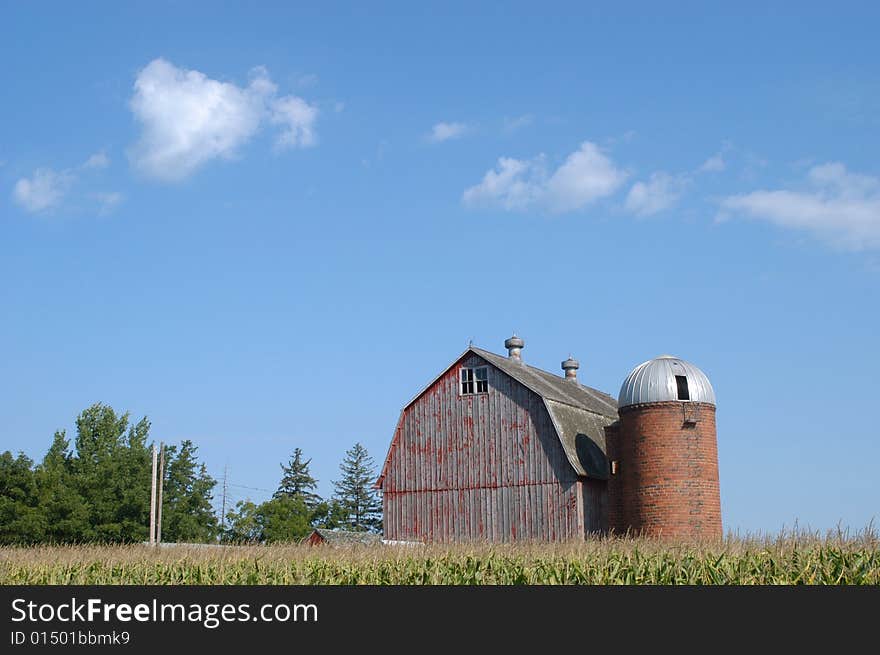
[2,530,878,585]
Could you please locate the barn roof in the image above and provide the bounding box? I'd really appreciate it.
[468,347,617,479]
[469,347,618,417]
[378,345,619,486]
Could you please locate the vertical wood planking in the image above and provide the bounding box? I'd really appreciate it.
[381,353,605,542]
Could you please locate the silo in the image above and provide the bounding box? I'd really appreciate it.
[610,355,722,539]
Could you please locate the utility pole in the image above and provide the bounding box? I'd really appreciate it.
[156,443,165,545]
[220,465,228,534]
[149,444,158,546]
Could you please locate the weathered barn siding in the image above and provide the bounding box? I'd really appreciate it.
[381,353,602,542]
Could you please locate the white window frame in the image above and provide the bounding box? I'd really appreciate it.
[460,366,489,396]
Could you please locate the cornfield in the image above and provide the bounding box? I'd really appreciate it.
[2,529,878,585]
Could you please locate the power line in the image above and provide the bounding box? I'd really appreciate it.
[227,482,274,493]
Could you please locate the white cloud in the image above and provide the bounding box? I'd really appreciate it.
[463,141,627,213]
[128,58,318,181]
[94,191,124,215]
[719,162,880,250]
[462,156,542,210]
[699,153,725,172]
[13,153,119,216]
[698,142,735,174]
[12,168,73,213]
[545,142,628,212]
[271,96,318,148]
[625,172,688,216]
[82,151,110,169]
[427,121,468,143]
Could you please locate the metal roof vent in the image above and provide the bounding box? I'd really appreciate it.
[618,355,715,408]
[561,355,579,382]
[504,334,524,361]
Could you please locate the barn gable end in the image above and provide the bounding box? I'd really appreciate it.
[379,347,616,542]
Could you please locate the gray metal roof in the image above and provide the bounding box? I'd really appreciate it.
[470,347,618,418]
[618,355,715,408]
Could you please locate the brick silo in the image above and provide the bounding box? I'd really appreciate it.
[608,355,722,539]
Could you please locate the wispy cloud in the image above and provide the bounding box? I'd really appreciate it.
[12,168,74,213]
[82,151,110,170]
[293,72,318,88]
[93,191,124,215]
[719,162,880,250]
[622,144,733,217]
[699,153,725,173]
[128,58,319,182]
[12,151,120,215]
[502,114,533,133]
[625,172,689,216]
[463,141,627,213]
[427,121,469,144]
[270,95,318,149]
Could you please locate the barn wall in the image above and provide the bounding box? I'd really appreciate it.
[581,478,607,534]
[382,353,600,542]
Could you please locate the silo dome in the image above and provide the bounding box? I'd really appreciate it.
[618,355,715,408]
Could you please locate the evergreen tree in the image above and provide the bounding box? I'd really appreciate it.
[35,431,89,542]
[0,451,45,544]
[273,448,321,509]
[332,442,382,533]
[161,440,219,543]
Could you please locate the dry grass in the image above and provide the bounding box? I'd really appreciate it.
[2,528,878,585]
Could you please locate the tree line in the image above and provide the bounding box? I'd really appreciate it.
[0,403,382,545]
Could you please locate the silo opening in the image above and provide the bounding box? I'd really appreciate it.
[675,375,690,400]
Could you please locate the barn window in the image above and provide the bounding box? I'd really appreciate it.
[675,375,690,401]
[461,366,488,395]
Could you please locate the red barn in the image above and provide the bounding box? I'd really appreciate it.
[377,335,722,542]
[377,336,618,542]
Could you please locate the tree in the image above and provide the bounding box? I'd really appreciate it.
[0,451,45,544]
[332,442,382,533]
[161,440,219,543]
[223,447,328,545]
[0,403,220,545]
[222,496,313,544]
[273,448,321,509]
[310,498,350,530]
[34,431,89,543]
[222,500,263,543]
[258,495,313,543]
[71,403,152,542]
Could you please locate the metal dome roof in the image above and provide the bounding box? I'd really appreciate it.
[618,355,715,408]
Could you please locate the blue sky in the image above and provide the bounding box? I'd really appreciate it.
[2,2,878,534]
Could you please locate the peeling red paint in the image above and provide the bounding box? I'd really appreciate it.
[379,352,599,542]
